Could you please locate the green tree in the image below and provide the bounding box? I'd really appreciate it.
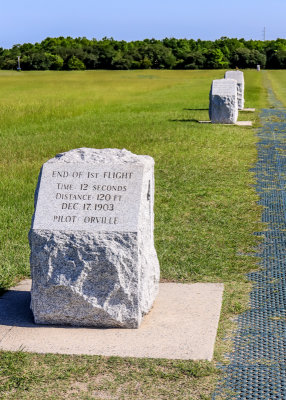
[231,48,251,68]
[49,54,64,70]
[67,56,86,70]
[205,48,229,69]
[1,35,286,71]
[1,58,17,69]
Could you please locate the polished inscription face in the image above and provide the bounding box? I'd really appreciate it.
[212,79,237,96]
[32,163,143,232]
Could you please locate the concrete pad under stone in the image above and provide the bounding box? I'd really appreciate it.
[199,120,252,126]
[241,108,256,112]
[236,121,253,126]
[0,280,224,361]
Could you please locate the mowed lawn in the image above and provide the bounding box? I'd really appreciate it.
[0,69,267,399]
[267,70,286,106]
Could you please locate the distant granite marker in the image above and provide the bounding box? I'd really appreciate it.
[224,70,245,110]
[209,79,238,124]
[29,148,160,328]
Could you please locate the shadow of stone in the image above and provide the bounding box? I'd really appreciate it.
[0,290,35,327]
[169,119,199,123]
[183,108,209,111]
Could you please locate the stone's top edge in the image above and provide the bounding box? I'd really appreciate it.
[225,70,244,75]
[211,79,237,95]
[44,148,154,165]
[224,70,244,82]
[212,78,237,86]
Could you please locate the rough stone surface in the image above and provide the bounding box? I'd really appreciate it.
[209,79,238,124]
[225,70,245,110]
[29,148,160,328]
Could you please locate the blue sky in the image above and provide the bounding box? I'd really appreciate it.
[1,0,285,48]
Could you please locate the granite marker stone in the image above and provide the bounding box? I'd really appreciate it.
[29,148,160,328]
[225,70,245,110]
[209,79,238,124]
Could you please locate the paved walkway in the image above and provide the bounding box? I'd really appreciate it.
[213,82,286,399]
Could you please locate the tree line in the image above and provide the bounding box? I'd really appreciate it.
[1,36,286,71]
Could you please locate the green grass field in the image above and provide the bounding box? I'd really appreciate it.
[0,69,269,399]
[267,70,286,106]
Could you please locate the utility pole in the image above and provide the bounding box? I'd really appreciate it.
[17,56,21,71]
[263,27,266,41]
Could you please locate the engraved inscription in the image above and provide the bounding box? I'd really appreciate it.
[32,163,144,232]
[212,80,236,96]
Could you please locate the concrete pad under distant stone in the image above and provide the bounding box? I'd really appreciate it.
[241,108,256,112]
[199,120,252,126]
[0,280,224,361]
[236,121,253,126]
